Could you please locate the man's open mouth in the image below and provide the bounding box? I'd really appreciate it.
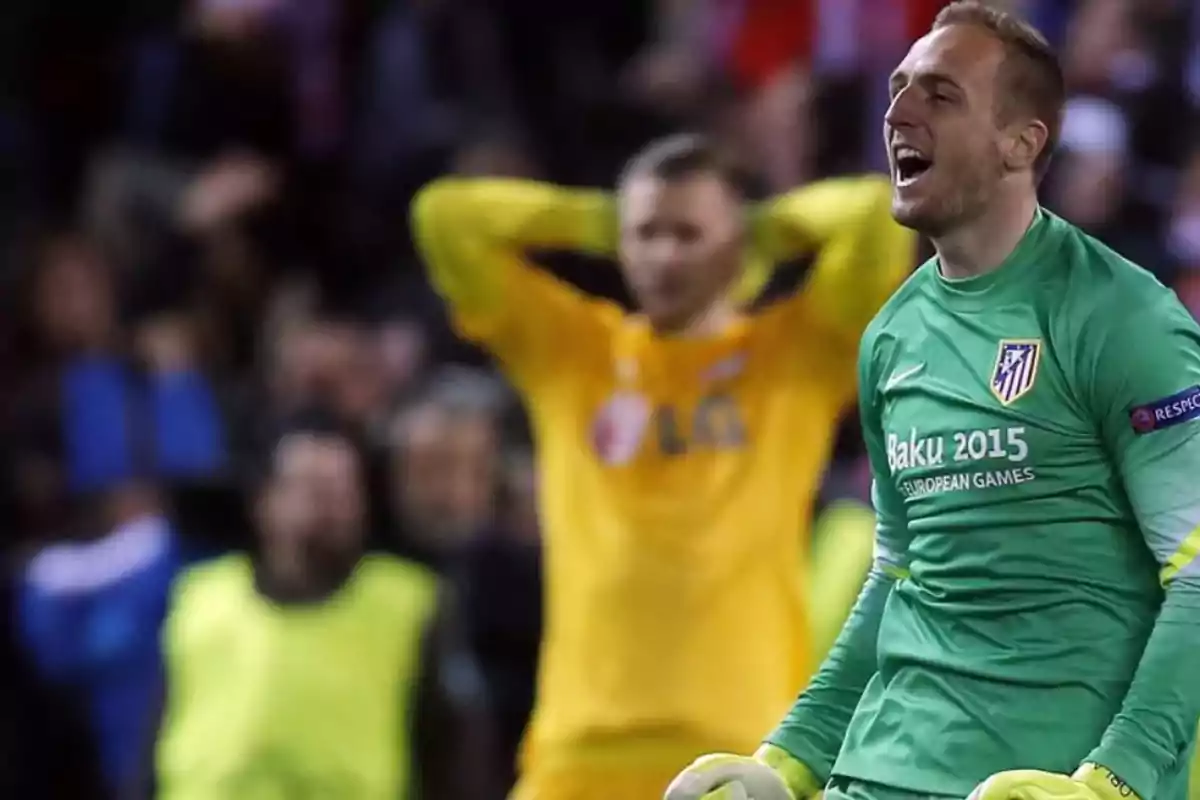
[894,146,933,187]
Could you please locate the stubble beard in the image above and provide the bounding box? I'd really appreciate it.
[893,152,1004,239]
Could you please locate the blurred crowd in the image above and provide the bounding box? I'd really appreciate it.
[0,0,1198,798]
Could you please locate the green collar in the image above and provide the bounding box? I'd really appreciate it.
[930,207,1064,311]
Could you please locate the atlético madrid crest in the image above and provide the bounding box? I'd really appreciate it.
[991,339,1041,405]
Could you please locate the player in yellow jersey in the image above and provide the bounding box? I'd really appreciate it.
[411,134,916,800]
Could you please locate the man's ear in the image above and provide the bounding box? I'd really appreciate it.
[1004,119,1049,172]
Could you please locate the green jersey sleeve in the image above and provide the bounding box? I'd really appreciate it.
[766,325,914,779]
[1081,295,1200,798]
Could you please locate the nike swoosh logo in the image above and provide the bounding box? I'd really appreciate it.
[884,363,925,391]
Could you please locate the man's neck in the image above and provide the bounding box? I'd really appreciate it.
[933,188,1040,280]
[256,549,359,604]
[653,302,738,338]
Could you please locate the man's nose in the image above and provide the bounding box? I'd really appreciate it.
[646,236,685,268]
[884,86,921,130]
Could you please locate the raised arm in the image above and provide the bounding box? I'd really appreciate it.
[410,178,617,375]
[1082,296,1200,800]
[738,176,916,350]
[411,178,615,321]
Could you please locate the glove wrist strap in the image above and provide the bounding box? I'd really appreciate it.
[754,744,821,799]
[1072,763,1142,800]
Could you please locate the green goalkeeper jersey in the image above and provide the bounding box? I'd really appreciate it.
[770,210,1200,800]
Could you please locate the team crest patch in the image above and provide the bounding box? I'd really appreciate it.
[590,391,651,466]
[990,339,1041,405]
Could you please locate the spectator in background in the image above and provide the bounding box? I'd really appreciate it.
[5,232,120,550]
[626,0,817,190]
[384,366,543,787]
[1047,97,1131,238]
[0,566,108,800]
[248,306,418,453]
[384,367,508,569]
[459,446,543,791]
[17,510,186,797]
[1170,146,1200,317]
[1058,0,1191,222]
[144,411,496,800]
[286,317,389,431]
[1048,0,1180,278]
[80,143,289,383]
[10,232,228,796]
[15,235,227,497]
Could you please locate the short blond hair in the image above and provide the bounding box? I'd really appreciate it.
[933,0,1065,179]
[620,133,751,198]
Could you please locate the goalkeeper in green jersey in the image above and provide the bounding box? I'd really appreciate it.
[665,3,1200,800]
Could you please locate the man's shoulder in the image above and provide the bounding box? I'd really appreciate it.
[171,553,250,601]
[861,259,937,348]
[1050,215,1177,319]
[356,553,441,597]
[1044,215,1199,380]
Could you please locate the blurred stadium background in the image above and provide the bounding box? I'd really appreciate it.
[0,0,1198,797]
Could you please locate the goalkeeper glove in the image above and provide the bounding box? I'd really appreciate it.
[664,744,823,800]
[967,764,1141,800]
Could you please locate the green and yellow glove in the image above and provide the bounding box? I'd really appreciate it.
[664,744,824,800]
[967,764,1140,800]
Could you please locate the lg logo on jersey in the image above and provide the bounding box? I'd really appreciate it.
[591,391,747,464]
[654,394,747,456]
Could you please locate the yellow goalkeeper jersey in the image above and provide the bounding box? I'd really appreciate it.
[411,176,914,773]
